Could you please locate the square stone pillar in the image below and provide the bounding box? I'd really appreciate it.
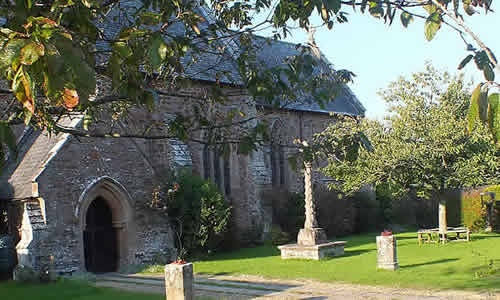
[376,235,399,271]
[165,263,194,300]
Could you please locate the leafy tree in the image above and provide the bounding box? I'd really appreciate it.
[166,170,231,258]
[0,0,499,162]
[321,65,500,232]
[0,0,356,167]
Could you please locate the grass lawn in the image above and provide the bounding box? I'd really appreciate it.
[0,280,163,300]
[181,231,500,291]
[0,279,215,300]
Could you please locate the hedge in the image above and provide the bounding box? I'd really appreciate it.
[461,185,500,232]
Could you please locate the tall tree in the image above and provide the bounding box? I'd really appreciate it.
[320,65,500,232]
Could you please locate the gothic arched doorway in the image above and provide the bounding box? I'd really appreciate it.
[76,177,135,273]
[83,197,118,273]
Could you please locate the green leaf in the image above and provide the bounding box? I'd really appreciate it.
[148,33,167,71]
[467,83,482,133]
[138,11,162,26]
[368,1,384,18]
[479,88,489,121]
[483,65,495,81]
[423,4,437,14]
[327,0,341,14]
[488,93,500,142]
[463,0,476,15]
[424,12,441,41]
[20,42,45,65]
[474,51,490,70]
[400,12,413,28]
[0,39,29,71]
[458,54,473,70]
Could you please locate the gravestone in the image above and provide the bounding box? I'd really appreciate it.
[278,163,346,260]
[376,235,399,270]
[165,263,194,300]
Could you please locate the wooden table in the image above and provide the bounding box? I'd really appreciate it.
[418,227,470,245]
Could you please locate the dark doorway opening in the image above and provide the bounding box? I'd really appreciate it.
[83,197,118,273]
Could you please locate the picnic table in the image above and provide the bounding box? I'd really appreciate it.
[417,227,470,245]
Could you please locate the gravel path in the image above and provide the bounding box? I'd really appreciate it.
[95,273,500,300]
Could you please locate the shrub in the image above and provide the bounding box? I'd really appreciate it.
[316,186,358,236]
[270,224,290,245]
[166,170,231,258]
[462,189,487,231]
[461,185,500,232]
[262,187,304,238]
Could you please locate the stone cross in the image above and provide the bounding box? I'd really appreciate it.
[303,162,318,229]
[297,162,327,246]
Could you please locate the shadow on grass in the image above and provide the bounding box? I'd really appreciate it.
[193,245,280,262]
[401,258,459,269]
[196,272,232,276]
[468,234,500,241]
[343,249,374,257]
[393,236,417,241]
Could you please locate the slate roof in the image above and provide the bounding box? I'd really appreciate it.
[249,36,365,116]
[0,117,81,200]
[95,1,242,85]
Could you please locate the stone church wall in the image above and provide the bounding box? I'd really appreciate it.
[35,135,176,274]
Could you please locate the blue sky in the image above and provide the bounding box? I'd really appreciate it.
[255,3,500,119]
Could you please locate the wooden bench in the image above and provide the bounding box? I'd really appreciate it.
[418,227,470,245]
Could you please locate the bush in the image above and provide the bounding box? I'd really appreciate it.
[270,224,290,245]
[462,188,487,231]
[166,170,231,258]
[461,185,500,232]
[316,186,358,236]
[262,187,304,238]
[263,185,360,239]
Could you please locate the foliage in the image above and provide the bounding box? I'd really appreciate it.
[189,231,500,291]
[166,170,231,258]
[263,186,363,238]
[375,184,394,226]
[461,185,500,231]
[0,0,498,171]
[0,0,360,171]
[322,65,500,201]
[262,187,304,237]
[462,188,488,231]
[316,185,359,236]
[269,224,291,245]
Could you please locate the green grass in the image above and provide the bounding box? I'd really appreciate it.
[0,279,216,300]
[0,279,163,300]
[185,231,500,291]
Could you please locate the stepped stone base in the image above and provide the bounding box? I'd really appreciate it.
[297,228,327,246]
[278,241,346,260]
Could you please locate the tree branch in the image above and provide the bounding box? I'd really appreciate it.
[431,0,500,72]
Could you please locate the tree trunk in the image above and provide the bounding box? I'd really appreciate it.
[439,198,447,242]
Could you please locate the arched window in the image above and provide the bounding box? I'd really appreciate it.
[203,145,211,180]
[270,120,286,187]
[202,145,231,197]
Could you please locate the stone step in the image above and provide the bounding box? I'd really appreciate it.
[98,273,288,293]
[95,281,255,300]
[96,276,280,298]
